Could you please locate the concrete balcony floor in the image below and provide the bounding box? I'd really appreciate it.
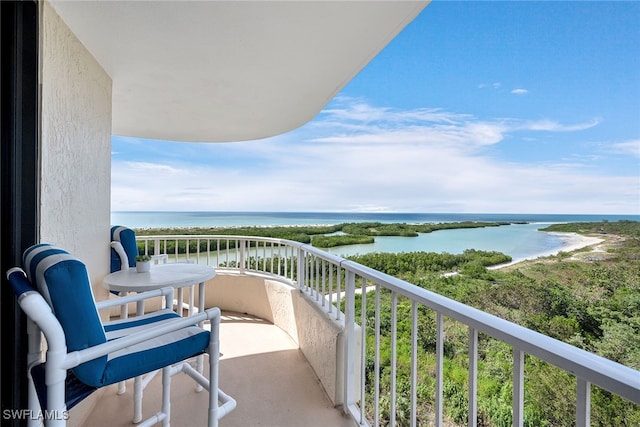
[85,311,356,427]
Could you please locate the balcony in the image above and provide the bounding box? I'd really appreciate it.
[85,310,355,427]
[83,234,639,426]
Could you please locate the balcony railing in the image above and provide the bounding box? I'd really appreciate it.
[136,234,640,427]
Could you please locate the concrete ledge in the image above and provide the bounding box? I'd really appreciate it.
[203,270,357,405]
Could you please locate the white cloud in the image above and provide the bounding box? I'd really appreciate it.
[312,101,600,149]
[111,99,637,214]
[519,118,601,132]
[511,88,528,95]
[612,139,640,158]
[124,161,178,174]
[478,82,501,90]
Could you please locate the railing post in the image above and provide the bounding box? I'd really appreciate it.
[336,265,342,322]
[435,312,444,427]
[374,284,381,426]
[468,327,478,427]
[359,278,367,425]
[297,247,305,290]
[411,301,418,427]
[576,378,591,427]
[321,260,326,307]
[239,239,246,274]
[154,238,161,256]
[343,269,356,417]
[391,291,398,427]
[513,349,524,427]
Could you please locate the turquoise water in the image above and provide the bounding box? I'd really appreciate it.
[111,211,638,261]
[325,222,566,261]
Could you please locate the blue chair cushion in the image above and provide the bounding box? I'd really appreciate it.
[110,225,139,272]
[23,244,108,384]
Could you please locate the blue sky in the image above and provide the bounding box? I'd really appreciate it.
[112,1,639,214]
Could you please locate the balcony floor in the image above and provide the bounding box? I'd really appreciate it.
[84,312,355,427]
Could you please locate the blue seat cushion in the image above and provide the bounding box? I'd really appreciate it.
[97,325,209,387]
[104,308,182,337]
[89,308,210,387]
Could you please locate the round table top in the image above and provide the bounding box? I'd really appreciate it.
[103,263,216,293]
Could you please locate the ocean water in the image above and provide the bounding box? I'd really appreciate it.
[111,211,638,261]
[112,211,637,228]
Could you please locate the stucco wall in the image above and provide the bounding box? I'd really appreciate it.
[40,2,112,298]
[40,5,112,424]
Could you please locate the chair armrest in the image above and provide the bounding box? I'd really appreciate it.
[63,307,221,370]
[95,286,174,310]
[14,287,68,355]
[110,241,130,267]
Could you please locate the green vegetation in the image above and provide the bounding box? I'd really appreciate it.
[346,220,640,426]
[540,220,640,237]
[311,234,374,247]
[342,222,422,237]
[347,249,511,278]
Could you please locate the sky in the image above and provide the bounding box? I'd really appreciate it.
[112,1,640,214]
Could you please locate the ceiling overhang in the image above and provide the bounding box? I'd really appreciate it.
[49,1,429,142]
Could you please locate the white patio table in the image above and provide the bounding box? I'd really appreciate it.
[102,262,216,422]
[103,262,215,317]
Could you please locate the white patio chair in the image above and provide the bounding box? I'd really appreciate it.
[110,225,196,315]
[6,243,235,427]
[110,225,169,273]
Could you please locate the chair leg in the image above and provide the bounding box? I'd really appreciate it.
[26,370,41,427]
[196,354,204,392]
[133,375,144,423]
[46,363,69,427]
[209,316,220,427]
[117,293,129,397]
[162,366,171,427]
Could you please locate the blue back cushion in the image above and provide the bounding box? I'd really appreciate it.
[110,226,138,272]
[23,244,108,384]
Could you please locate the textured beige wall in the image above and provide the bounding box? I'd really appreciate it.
[40,4,113,424]
[40,2,112,300]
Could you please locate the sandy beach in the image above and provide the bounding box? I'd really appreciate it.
[489,232,605,269]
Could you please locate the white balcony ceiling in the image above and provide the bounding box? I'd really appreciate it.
[49,1,428,142]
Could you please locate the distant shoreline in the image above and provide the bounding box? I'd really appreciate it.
[489,231,605,269]
[134,222,610,270]
[115,211,640,230]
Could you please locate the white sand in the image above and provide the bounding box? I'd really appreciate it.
[489,232,604,269]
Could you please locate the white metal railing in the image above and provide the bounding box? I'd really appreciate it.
[136,234,640,427]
